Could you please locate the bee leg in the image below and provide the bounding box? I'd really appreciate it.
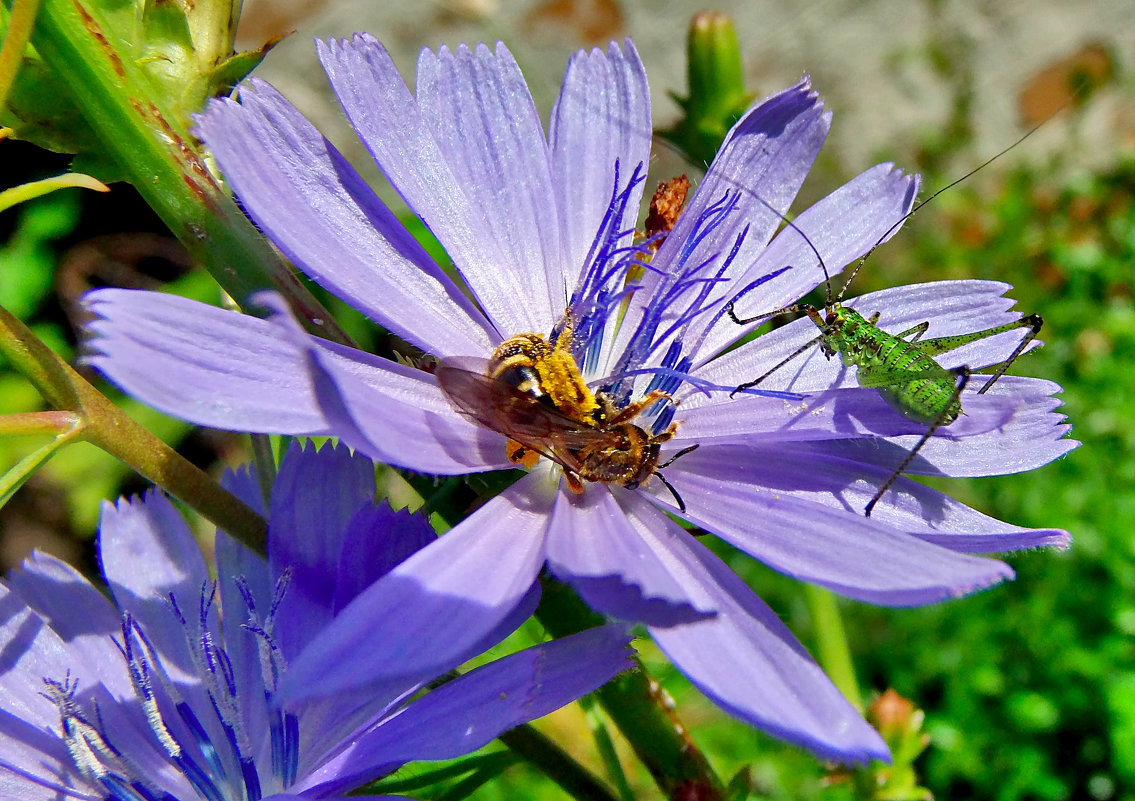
[506,439,540,468]
[607,389,674,425]
[564,471,586,494]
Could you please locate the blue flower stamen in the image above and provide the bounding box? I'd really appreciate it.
[572,160,648,305]
[99,773,158,801]
[269,706,286,786]
[283,712,300,787]
[567,159,656,369]
[237,571,298,790]
[605,186,747,399]
[240,757,262,801]
[42,675,185,801]
[686,264,796,357]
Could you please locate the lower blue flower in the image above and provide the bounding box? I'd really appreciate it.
[0,443,631,800]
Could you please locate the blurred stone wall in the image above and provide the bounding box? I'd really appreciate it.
[237,0,1132,191]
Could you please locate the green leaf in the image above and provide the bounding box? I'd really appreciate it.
[0,171,108,212]
[0,428,76,510]
[0,37,104,155]
[205,41,276,97]
[365,752,519,796]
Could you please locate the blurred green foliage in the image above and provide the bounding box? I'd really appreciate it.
[845,157,1134,801]
[0,0,272,175]
[0,190,219,533]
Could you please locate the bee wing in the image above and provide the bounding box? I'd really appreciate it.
[435,360,615,467]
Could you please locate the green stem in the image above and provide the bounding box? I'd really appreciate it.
[248,433,276,512]
[0,409,80,435]
[498,725,620,801]
[538,575,725,801]
[804,583,862,711]
[581,697,635,801]
[0,0,41,110]
[20,0,351,345]
[0,302,268,552]
[0,411,82,508]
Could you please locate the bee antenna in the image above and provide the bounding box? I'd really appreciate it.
[655,471,687,513]
[653,444,699,512]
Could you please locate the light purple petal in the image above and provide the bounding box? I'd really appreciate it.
[619,516,888,763]
[612,78,829,363]
[0,583,101,726]
[221,462,266,516]
[822,376,1077,477]
[4,551,130,698]
[99,493,219,683]
[304,332,514,473]
[0,592,198,799]
[297,626,632,795]
[97,495,240,771]
[319,34,557,335]
[255,292,512,474]
[848,280,1041,340]
[545,483,712,625]
[84,289,330,434]
[666,446,1014,605]
[415,41,564,330]
[692,280,1045,396]
[695,162,920,359]
[280,473,551,704]
[549,40,651,305]
[670,442,1069,552]
[197,80,495,357]
[676,386,1020,445]
[679,376,1073,478]
[0,708,76,801]
[674,77,829,264]
[332,501,437,615]
[214,527,272,763]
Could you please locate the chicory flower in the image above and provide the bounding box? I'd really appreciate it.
[0,443,631,799]
[84,35,1074,760]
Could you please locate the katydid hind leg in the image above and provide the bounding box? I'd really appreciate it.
[911,313,1043,361]
[864,367,972,517]
[977,313,1043,394]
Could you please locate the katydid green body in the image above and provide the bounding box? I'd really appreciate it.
[730,297,1043,516]
[722,90,1066,515]
[810,303,1043,425]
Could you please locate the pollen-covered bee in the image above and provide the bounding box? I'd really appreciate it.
[435,330,696,509]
